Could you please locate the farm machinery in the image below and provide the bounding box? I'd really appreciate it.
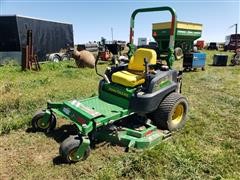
[152,20,203,60]
[31,6,189,163]
[231,48,240,65]
[97,37,126,62]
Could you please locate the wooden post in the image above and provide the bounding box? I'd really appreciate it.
[22,29,40,71]
[21,47,26,71]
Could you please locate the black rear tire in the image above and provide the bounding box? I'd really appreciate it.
[150,93,188,131]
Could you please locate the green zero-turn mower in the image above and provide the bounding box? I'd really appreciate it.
[31,6,189,163]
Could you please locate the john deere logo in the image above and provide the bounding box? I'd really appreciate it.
[107,87,129,98]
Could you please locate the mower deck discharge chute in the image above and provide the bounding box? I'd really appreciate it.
[31,6,189,163]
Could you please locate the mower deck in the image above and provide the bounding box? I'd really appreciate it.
[47,96,170,150]
[94,121,171,150]
[80,96,130,126]
[48,96,131,133]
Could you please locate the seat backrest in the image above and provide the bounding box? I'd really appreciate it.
[128,48,157,71]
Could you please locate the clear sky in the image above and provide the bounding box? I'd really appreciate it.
[0,0,239,44]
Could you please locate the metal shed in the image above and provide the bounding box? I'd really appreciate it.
[0,15,74,64]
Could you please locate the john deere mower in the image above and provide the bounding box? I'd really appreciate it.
[31,6,189,163]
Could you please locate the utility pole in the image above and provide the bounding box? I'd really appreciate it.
[235,23,238,52]
[0,0,2,15]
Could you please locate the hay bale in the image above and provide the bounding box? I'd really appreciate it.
[72,50,95,68]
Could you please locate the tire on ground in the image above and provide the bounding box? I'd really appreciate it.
[150,92,188,131]
[60,135,90,163]
[61,54,70,61]
[48,53,62,62]
[31,110,56,132]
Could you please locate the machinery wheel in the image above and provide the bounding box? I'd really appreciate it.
[61,54,70,61]
[151,93,188,131]
[231,54,240,65]
[48,53,62,62]
[60,135,90,163]
[174,47,183,60]
[31,110,56,132]
[52,55,61,62]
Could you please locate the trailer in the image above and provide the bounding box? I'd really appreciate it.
[0,15,74,65]
[152,21,202,59]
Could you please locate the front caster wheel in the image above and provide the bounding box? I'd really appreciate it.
[31,110,56,132]
[60,135,90,163]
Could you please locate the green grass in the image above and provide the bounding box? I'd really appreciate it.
[0,61,106,134]
[0,50,240,179]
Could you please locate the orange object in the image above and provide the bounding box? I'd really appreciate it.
[100,50,110,61]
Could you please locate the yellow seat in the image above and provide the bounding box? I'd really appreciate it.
[112,48,157,87]
[112,70,145,87]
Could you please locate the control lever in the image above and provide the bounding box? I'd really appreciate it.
[143,58,151,91]
[144,58,149,77]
